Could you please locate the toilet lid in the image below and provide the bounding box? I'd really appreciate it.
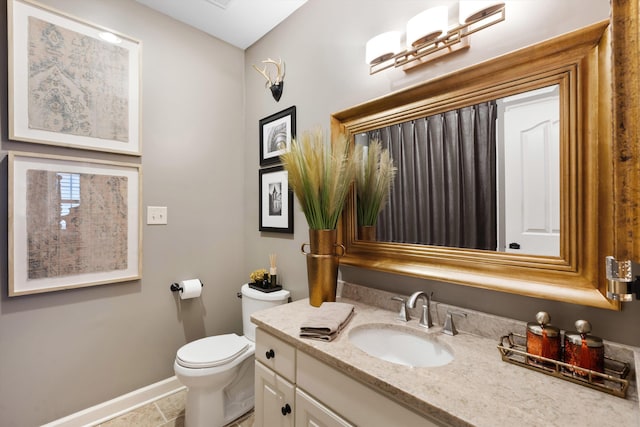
[176,333,250,369]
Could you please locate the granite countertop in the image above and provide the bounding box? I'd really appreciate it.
[251,296,640,427]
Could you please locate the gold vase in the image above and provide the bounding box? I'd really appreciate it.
[358,225,376,241]
[301,229,345,307]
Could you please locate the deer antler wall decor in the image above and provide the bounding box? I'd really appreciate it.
[252,58,286,101]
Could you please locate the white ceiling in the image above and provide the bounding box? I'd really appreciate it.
[135,0,307,50]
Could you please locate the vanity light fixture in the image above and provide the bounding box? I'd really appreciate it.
[406,6,448,49]
[365,1,505,75]
[459,0,505,24]
[605,256,640,302]
[365,31,402,65]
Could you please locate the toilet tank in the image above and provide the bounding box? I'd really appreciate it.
[241,284,290,341]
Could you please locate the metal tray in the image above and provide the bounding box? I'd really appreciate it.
[498,332,630,398]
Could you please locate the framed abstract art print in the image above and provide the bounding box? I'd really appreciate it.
[8,0,142,155]
[8,152,142,296]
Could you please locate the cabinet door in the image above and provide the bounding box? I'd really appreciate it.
[255,328,296,382]
[295,388,355,427]
[255,360,295,427]
[297,352,446,426]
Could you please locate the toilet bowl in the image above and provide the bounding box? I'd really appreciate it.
[174,284,290,427]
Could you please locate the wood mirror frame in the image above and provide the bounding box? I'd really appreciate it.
[332,20,628,310]
[610,1,639,298]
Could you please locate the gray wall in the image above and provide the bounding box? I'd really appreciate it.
[244,0,640,351]
[0,0,245,425]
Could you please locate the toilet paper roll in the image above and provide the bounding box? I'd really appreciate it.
[179,279,202,300]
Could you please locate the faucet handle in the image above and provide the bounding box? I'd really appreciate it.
[418,299,433,329]
[391,296,410,322]
[443,311,467,336]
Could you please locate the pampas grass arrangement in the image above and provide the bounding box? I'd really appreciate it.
[281,129,355,230]
[354,140,396,227]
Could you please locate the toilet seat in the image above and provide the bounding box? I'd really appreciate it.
[176,333,250,369]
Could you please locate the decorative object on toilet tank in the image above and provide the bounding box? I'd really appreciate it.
[281,129,356,306]
[252,57,285,101]
[248,267,281,291]
[249,268,269,285]
[269,253,278,286]
[354,138,396,241]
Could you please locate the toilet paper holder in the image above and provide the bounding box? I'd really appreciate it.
[170,280,204,293]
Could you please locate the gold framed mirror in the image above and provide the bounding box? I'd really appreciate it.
[610,0,639,278]
[332,21,618,309]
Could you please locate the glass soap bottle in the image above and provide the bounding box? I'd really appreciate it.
[526,311,561,367]
[564,320,604,377]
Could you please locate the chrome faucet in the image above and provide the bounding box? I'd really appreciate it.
[407,291,433,328]
[390,296,410,322]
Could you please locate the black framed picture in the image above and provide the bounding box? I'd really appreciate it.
[259,166,293,233]
[259,106,296,166]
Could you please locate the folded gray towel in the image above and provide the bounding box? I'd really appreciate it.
[300,302,355,342]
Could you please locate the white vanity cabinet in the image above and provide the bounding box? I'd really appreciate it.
[296,352,444,427]
[254,328,296,427]
[254,362,295,427]
[295,388,354,427]
[255,328,445,427]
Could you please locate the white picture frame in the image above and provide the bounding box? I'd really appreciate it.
[8,0,142,155]
[9,151,142,296]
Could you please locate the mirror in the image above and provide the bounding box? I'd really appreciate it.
[354,84,560,256]
[332,21,618,309]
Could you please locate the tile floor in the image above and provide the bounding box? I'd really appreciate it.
[98,389,254,427]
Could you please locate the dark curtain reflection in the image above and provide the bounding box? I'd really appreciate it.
[368,101,497,250]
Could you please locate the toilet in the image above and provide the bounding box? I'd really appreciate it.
[174,284,290,427]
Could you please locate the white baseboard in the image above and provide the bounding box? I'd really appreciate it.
[42,376,186,427]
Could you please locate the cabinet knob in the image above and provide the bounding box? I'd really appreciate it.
[281,403,291,416]
[265,349,275,359]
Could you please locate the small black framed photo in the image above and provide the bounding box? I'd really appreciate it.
[259,106,296,166]
[259,166,293,233]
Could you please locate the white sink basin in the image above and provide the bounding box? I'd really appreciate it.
[348,324,454,368]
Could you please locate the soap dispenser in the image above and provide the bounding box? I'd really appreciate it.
[525,311,560,367]
[564,320,604,377]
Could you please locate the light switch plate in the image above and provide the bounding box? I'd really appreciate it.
[147,206,168,225]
